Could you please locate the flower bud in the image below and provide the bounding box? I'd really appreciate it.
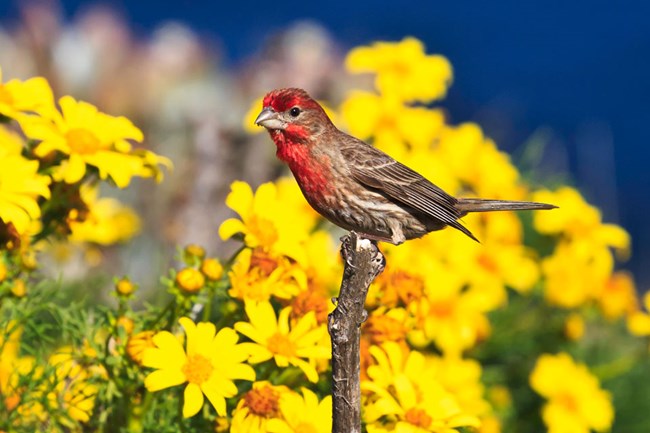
[200,258,223,281]
[116,277,137,296]
[176,268,205,293]
[184,244,205,262]
[116,316,135,335]
[11,279,26,298]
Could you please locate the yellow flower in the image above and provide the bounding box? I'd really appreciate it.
[533,187,629,253]
[115,316,135,336]
[444,212,541,295]
[126,330,156,365]
[424,355,491,420]
[363,307,410,347]
[68,184,141,245]
[530,353,613,433]
[340,90,445,154]
[21,96,168,187]
[10,278,26,297]
[346,37,453,102]
[228,248,306,301]
[416,266,494,355]
[231,381,289,433]
[235,301,330,383]
[184,244,206,261]
[442,130,524,200]
[0,321,36,413]
[362,342,480,433]
[219,179,319,262]
[0,129,51,235]
[48,345,106,423]
[0,66,55,119]
[564,313,586,341]
[143,317,255,418]
[176,267,206,293]
[595,271,638,320]
[627,291,650,336]
[290,288,333,325]
[201,257,224,281]
[115,277,137,296]
[265,388,332,433]
[542,240,613,309]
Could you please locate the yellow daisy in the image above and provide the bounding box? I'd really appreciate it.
[266,388,332,433]
[47,344,107,423]
[0,127,51,235]
[0,66,55,119]
[235,301,330,383]
[345,37,453,103]
[362,343,480,433]
[228,248,306,301]
[230,381,289,433]
[20,96,168,188]
[68,184,141,245]
[142,317,255,418]
[219,179,319,262]
[530,353,613,433]
[340,90,445,155]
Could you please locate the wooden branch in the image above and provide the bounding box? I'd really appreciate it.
[328,232,385,433]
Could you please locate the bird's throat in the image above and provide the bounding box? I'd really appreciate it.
[271,131,331,202]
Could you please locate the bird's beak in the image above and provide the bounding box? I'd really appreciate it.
[254,107,285,130]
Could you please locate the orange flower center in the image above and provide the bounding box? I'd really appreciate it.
[291,289,329,324]
[477,253,499,274]
[557,393,578,413]
[4,393,20,411]
[182,353,214,385]
[364,315,406,344]
[66,128,102,154]
[430,300,454,318]
[393,271,425,305]
[250,248,279,276]
[404,408,432,428]
[244,386,281,417]
[0,85,13,105]
[267,332,296,358]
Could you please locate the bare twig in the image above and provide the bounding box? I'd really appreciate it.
[328,232,385,433]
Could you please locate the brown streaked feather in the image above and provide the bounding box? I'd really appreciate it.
[339,137,479,241]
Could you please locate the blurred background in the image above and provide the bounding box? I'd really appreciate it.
[1,0,648,290]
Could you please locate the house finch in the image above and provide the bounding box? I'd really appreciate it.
[254,88,555,244]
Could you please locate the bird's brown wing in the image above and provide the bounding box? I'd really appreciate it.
[339,138,476,239]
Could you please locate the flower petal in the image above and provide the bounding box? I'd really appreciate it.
[182,383,204,418]
[144,369,186,392]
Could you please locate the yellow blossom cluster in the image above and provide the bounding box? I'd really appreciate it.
[0,322,107,427]
[0,65,169,253]
[533,187,636,320]
[530,353,614,433]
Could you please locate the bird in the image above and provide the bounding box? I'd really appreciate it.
[254,88,556,245]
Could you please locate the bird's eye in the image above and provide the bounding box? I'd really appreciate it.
[289,107,301,117]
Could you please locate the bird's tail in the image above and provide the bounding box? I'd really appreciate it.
[456,198,557,216]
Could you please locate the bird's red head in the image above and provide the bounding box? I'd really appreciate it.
[262,88,322,113]
[255,88,332,144]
